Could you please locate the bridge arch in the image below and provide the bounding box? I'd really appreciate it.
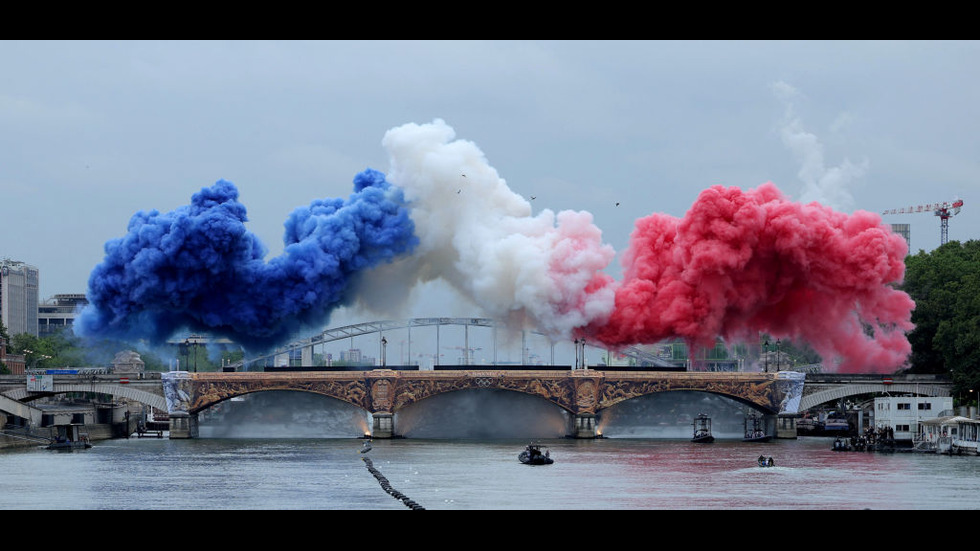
[192,387,371,415]
[799,382,951,411]
[596,387,780,415]
[391,383,577,415]
[187,377,370,415]
[3,384,167,413]
[391,386,574,438]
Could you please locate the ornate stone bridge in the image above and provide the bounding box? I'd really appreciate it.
[162,369,805,439]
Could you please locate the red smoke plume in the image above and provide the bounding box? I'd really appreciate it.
[585,182,914,373]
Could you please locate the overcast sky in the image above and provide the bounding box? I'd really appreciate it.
[2,40,977,334]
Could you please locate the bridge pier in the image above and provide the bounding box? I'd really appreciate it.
[371,413,394,439]
[775,414,797,439]
[571,413,597,439]
[168,412,198,439]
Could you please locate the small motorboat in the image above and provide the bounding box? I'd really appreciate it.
[743,414,772,443]
[756,455,776,468]
[518,443,554,465]
[46,425,92,451]
[691,413,714,443]
[46,436,92,451]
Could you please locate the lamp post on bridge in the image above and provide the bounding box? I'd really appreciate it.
[763,340,770,373]
[761,339,782,373]
[22,349,51,370]
[182,338,200,372]
[775,339,781,372]
[380,337,387,368]
[574,339,587,369]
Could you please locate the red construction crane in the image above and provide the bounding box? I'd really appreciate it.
[882,198,964,246]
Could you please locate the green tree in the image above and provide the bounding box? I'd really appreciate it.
[902,239,980,401]
[10,333,56,370]
[43,330,92,368]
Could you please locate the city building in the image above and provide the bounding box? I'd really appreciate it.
[0,260,39,338]
[890,223,911,252]
[38,293,88,337]
[341,348,363,364]
[0,336,27,375]
[112,350,145,374]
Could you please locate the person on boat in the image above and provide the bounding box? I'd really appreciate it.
[767,457,775,467]
[758,455,766,466]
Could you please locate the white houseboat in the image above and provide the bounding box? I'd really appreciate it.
[917,415,980,455]
[873,395,953,445]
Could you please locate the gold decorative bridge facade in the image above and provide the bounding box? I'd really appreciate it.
[162,369,805,439]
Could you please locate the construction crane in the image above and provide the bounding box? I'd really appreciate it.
[443,346,482,365]
[882,198,964,246]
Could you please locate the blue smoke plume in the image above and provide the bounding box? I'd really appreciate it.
[74,169,418,352]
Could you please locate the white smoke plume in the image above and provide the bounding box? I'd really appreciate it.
[771,80,869,212]
[352,119,617,340]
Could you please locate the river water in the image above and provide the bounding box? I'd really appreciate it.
[2,435,979,510]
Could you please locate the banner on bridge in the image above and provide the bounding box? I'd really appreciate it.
[26,374,53,392]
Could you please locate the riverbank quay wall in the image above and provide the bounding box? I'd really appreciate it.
[161,369,805,439]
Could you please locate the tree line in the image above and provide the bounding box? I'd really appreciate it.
[902,239,980,403]
[0,324,242,374]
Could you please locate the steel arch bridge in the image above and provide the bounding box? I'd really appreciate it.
[240,317,678,369]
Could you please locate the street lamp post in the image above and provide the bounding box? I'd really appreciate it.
[183,338,199,372]
[775,339,781,372]
[380,337,387,368]
[22,349,51,370]
[763,341,769,373]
